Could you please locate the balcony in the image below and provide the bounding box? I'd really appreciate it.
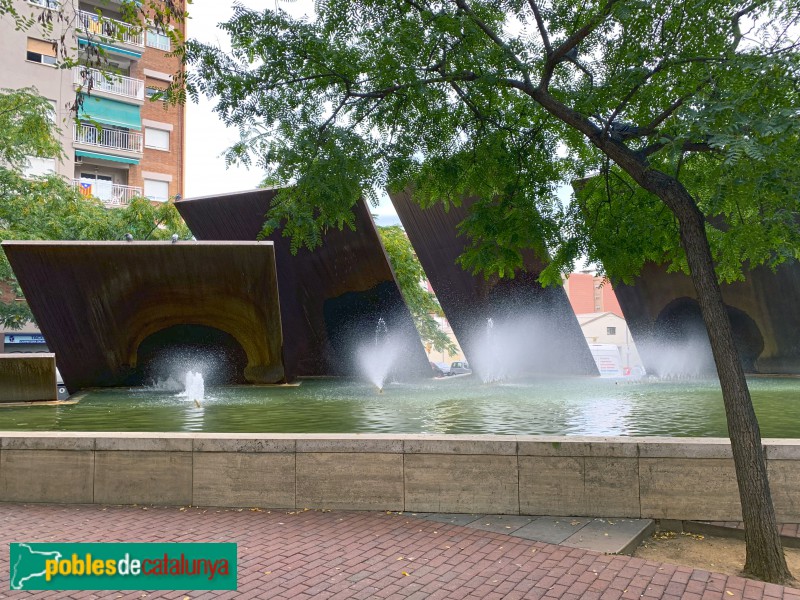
[74,123,143,153]
[74,67,144,102]
[76,9,145,48]
[74,180,142,207]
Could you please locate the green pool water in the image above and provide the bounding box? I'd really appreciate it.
[0,376,798,437]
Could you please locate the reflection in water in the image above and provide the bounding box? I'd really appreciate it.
[564,396,633,436]
[1,376,799,437]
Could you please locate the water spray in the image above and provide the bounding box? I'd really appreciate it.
[358,315,401,392]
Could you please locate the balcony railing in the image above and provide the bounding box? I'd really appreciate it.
[74,179,142,206]
[74,67,144,101]
[74,123,143,153]
[77,9,145,47]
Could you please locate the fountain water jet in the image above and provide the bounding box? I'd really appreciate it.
[469,311,591,383]
[183,371,205,406]
[476,318,507,383]
[358,317,402,392]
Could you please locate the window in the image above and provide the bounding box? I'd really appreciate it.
[144,127,169,150]
[47,99,57,123]
[146,28,170,51]
[606,326,616,335]
[144,178,169,202]
[28,0,59,9]
[23,156,56,177]
[145,86,164,99]
[26,38,57,65]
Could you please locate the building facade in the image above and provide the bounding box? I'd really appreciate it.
[563,271,622,316]
[576,312,643,373]
[0,0,185,205]
[563,273,643,373]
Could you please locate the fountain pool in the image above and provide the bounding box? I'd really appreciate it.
[0,376,798,437]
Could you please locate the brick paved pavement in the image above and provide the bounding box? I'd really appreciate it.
[1,503,799,599]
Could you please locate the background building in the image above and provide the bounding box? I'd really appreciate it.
[0,0,186,351]
[564,272,643,374]
[0,0,185,206]
[562,271,622,315]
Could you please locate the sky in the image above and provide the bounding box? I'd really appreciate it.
[183,1,402,225]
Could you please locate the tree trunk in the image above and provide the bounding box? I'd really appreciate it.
[653,178,792,584]
[529,87,791,583]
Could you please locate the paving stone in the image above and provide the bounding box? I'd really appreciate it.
[511,516,591,544]
[422,513,484,526]
[562,518,655,554]
[464,514,535,534]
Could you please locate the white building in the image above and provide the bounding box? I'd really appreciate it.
[576,312,643,373]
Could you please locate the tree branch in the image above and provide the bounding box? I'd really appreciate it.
[540,0,619,89]
[731,0,769,50]
[604,60,668,136]
[527,0,552,56]
[348,72,479,98]
[642,78,710,133]
[640,139,717,158]
[454,0,533,86]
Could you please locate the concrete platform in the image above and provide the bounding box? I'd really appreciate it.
[410,512,655,555]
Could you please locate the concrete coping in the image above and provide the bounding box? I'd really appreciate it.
[763,439,800,460]
[1,432,95,451]
[635,437,734,459]
[192,433,298,453]
[402,434,517,455]
[0,433,797,459]
[516,435,639,457]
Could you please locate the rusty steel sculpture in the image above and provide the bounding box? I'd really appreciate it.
[611,261,800,376]
[3,241,286,392]
[176,188,431,379]
[388,189,598,379]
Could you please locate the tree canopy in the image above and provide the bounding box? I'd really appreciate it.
[178,0,799,284]
[0,87,62,172]
[177,0,800,582]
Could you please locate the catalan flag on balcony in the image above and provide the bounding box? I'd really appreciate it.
[87,15,103,35]
[80,182,93,196]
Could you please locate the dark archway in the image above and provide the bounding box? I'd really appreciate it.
[133,324,249,386]
[655,297,765,372]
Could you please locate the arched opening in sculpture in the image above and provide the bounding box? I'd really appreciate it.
[133,324,249,385]
[655,297,764,372]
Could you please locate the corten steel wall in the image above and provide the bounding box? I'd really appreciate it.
[0,354,57,403]
[2,241,286,392]
[613,261,800,375]
[176,189,431,379]
[2,432,800,523]
[389,190,598,376]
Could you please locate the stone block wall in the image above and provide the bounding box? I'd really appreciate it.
[0,433,798,521]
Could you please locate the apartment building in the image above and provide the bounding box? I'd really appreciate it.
[0,0,185,205]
